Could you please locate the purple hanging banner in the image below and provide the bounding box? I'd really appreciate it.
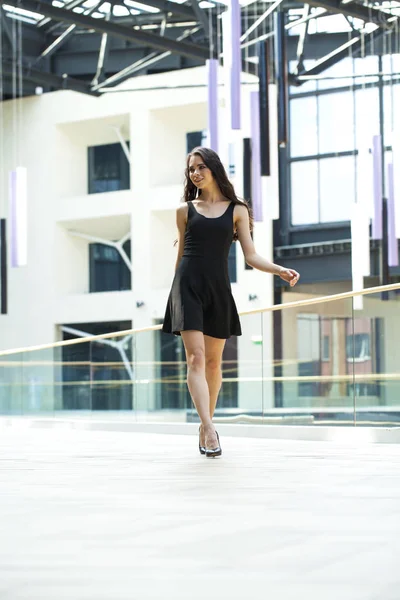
[9,167,28,268]
[387,163,399,267]
[10,170,18,268]
[250,91,262,222]
[230,0,241,130]
[372,135,383,240]
[206,59,218,153]
[222,0,241,131]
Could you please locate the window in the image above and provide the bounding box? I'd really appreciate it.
[290,96,318,158]
[291,160,319,225]
[186,131,207,155]
[288,55,388,227]
[319,156,355,222]
[89,240,131,292]
[318,91,354,154]
[228,243,237,283]
[62,320,133,411]
[88,142,130,194]
[346,333,371,362]
[322,335,330,361]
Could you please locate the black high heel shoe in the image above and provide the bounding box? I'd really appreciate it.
[205,431,222,458]
[199,426,206,455]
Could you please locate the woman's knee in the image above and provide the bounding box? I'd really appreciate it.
[206,356,221,373]
[187,347,205,371]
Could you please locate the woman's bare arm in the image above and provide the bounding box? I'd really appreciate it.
[235,205,300,286]
[175,203,188,271]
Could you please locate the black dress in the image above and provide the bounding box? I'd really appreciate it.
[162,200,242,339]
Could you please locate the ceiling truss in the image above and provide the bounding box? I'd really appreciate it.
[0,0,399,99]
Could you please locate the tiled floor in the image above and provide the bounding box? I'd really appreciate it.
[1,426,399,599]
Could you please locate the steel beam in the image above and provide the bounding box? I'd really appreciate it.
[35,1,101,63]
[0,0,212,60]
[190,0,210,39]
[92,6,112,85]
[240,0,284,43]
[37,0,85,28]
[0,6,15,51]
[291,0,395,29]
[93,25,200,90]
[2,59,100,95]
[127,0,195,19]
[294,26,386,81]
[293,4,310,74]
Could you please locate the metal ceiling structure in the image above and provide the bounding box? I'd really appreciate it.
[0,0,399,100]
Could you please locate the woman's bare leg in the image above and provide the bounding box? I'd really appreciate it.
[181,330,218,449]
[204,335,226,418]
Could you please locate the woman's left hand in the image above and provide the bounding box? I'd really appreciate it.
[279,268,300,287]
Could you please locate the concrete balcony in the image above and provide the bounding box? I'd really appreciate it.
[55,290,134,324]
[56,189,132,233]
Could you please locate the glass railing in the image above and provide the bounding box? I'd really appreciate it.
[1,283,400,426]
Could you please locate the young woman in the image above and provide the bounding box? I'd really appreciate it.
[162,147,300,458]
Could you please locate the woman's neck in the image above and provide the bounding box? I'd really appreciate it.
[198,186,226,204]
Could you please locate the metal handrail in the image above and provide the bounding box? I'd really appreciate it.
[0,281,399,357]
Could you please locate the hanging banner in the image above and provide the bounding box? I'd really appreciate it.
[10,166,28,268]
[206,59,219,153]
[387,163,399,267]
[222,0,241,131]
[250,91,262,222]
[372,135,383,240]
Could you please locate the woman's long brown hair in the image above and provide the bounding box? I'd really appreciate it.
[183,147,253,241]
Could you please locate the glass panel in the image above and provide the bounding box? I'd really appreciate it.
[318,91,354,153]
[291,160,319,225]
[278,295,355,424]
[353,55,379,86]
[319,155,355,222]
[382,54,400,78]
[383,84,400,143]
[0,354,23,414]
[355,87,379,148]
[21,347,62,415]
[317,57,354,90]
[134,329,187,420]
[89,336,133,412]
[60,340,92,411]
[290,97,318,158]
[353,292,400,426]
[235,313,263,420]
[130,314,262,424]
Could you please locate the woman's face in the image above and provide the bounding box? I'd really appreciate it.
[188,154,213,190]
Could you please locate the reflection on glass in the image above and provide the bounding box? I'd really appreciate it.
[89,337,133,411]
[0,354,23,414]
[1,286,400,429]
[279,296,355,422]
[353,294,400,425]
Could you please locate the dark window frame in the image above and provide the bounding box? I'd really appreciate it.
[89,240,131,293]
[88,142,130,195]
